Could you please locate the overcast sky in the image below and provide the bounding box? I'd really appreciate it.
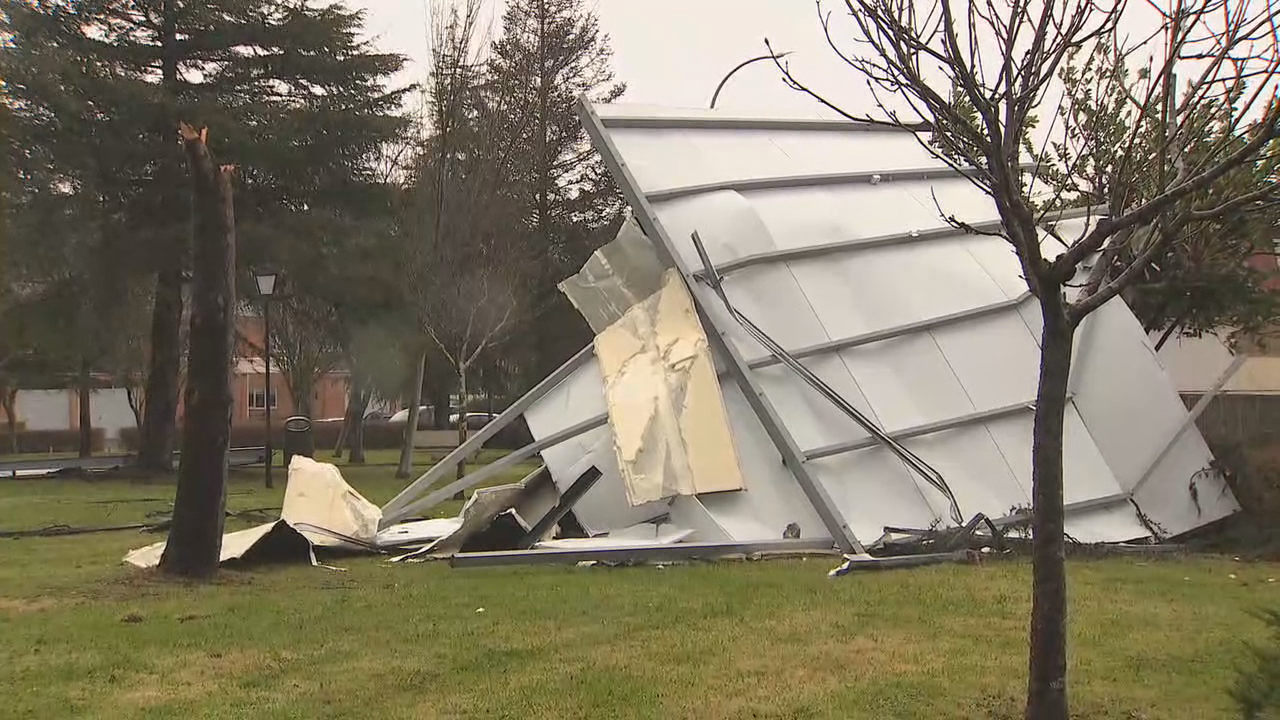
[348,0,869,116]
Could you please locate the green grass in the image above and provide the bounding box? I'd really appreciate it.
[1,469,1278,719]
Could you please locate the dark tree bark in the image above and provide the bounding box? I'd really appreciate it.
[395,350,426,480]
[137,0,184,473]
[137,267,182,471]
[159,125,236,580]
[348,386,369,465]
[1027,287,1074,720]
[2,388,18,455]
[77,359,92,458]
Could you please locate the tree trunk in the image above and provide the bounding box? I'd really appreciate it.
[333,389,352,459]
[3,388,17,455]
[1026,287,1075,720]
[456,366,469,486]
[429,377,451,430]
[125,385,144,432]
[77,359,92,458]
[395,350,427,480]
[137,0,184,473]
[159,127,236,580]
[349,387,369,465]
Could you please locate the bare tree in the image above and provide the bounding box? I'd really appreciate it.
[775,2,1280,717]
[396,0,529,481]
[259,295,342,419]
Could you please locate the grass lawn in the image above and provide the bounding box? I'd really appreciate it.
[1,466,1278,719]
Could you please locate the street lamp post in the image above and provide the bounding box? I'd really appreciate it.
[255,269,278,489]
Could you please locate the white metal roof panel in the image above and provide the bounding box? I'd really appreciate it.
[511,102,1237,547]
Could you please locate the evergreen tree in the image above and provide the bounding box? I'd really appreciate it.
[1,0,408,468]
[487,0,626,380]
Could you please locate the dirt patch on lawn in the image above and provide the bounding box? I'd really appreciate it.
[0,596,59,614]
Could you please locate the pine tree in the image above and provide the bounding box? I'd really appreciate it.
[2,0,408,469]
[487,0,626,380]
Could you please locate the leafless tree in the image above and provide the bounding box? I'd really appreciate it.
[773,1,1280,717]
[395,0,530,481]
[258,295,342,419]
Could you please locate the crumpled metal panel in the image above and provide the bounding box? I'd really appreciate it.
[515,102,1236,545]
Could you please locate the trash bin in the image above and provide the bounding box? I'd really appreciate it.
[283,415,314,469]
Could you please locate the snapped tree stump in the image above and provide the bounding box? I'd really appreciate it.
[159,124,236,579]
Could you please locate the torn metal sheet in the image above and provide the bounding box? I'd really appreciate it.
[124,457,378,569]
[283,456,380,549]
[563,219,745,507]
[124,521,315,569]
[380,101,1237,553]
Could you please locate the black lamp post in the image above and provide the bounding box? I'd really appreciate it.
[255,269,278,489]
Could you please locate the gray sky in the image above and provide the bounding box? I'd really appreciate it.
[349,0,865,115]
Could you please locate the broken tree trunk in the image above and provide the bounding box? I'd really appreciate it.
[159,125,236,580]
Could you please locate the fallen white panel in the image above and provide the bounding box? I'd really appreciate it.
[124,458,379,568]
[282,456,380,548]
[124,521,314,569]
[535,523,695,549]
[375,518,463,549]
[507,101,1237,550]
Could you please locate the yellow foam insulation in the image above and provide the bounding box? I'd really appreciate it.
[593,268,745,506]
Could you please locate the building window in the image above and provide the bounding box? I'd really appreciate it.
[249,388,277,411]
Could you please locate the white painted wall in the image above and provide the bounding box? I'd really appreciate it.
[15,390,68,431]
[13,388,138,441]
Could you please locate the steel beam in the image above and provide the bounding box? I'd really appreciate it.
[449,538,839,568]
[647,166,977,203]
[1130,353,1248,497]
[579,95,865,554]
[381,344,595,520]
[747,293,1030,370]
[697,205,1103,278]
[804,398,1045,461]
[598,113,923,133]
[704,221,1004,277]
[382,415,609,527]
[990,492,1132,528]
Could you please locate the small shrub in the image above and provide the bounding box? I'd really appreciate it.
[1234,608,1280,719]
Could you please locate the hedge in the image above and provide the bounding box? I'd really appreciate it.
[2,428,106,454]
[119,417,533,453]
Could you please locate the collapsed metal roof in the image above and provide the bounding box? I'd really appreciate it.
[380,100,1240,558]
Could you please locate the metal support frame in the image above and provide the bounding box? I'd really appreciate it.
[517,466,602,549]
[599,113,923,134]
[647,166,979,203]
[381,345,595,522]
[704,221,1004,277]
[450,538,839,568]
[580,95,865,555]
[698,205,1102,278]
[748,293,1030,370]
[383,415,610,527]
[1130,353,1248,497]
[803,397,1051,461]
[990,492,1132,528]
